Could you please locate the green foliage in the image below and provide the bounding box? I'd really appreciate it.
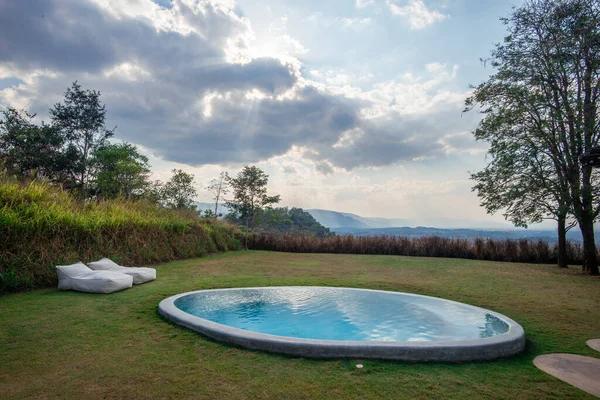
[225,165,281,230]
[89,142,152,199]
[230,207,332,237]
[162,168,198,211]
[200,208,217,219]
[466,0,600,274]
[0,176,241,292]
[50,81,115,194]
[0,108,76,184]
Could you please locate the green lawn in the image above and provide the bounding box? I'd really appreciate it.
[1,251,599,399]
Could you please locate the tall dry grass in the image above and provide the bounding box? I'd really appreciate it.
[249,233,584,265]
[0,177,242,292]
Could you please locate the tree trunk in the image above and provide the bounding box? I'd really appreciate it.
[214,188,220,217]
[579,217,599,275]
[557,216,568,268]
[244,216,250,250]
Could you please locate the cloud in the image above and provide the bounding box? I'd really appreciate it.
[341,17,372,27]
[387,0,448,29]
[438,132,489,155]
[355,0,375,8]
[315,161,334,175]
[0,0,472,173]
[281,164,297,174]
[303,13,372,31]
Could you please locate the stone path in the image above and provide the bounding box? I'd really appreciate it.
[587,339,600,353]
[533,353,600,398]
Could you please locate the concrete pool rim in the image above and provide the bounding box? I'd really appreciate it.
[158,286,526,362]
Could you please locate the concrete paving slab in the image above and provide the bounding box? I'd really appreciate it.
[587,339,600,353]
[533,354,600,398]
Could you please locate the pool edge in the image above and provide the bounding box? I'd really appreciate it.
[158,287,526,362]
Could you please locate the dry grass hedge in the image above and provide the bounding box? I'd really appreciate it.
[249,232,585,265]
[0,177,242,292]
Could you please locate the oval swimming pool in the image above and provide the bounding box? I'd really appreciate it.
[158,287,525,362]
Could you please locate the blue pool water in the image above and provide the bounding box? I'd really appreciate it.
[173,287,509,342]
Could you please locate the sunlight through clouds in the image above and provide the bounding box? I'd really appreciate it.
[0,0,521,223]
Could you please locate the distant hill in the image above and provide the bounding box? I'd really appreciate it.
[196,204,596,244]
[303,209,372,229]
[305,209,510,230]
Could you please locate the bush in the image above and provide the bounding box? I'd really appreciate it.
[248,233,586,265]
[0,177,242,292]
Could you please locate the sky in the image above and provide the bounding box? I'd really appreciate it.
[0,0,543,229]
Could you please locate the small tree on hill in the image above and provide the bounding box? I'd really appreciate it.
[162,169,198,211]
[206,171,229,218]
[225,166,281,248]
[89,142,151,200]
[50,81,114,196]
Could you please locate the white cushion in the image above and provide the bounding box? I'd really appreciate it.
[56,262,93,290]
[56,262,133,293]
[88,258,156,284]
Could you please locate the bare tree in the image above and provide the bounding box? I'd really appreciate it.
[206,171,229,218]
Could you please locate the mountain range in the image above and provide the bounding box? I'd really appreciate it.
[196,203,592,243]
[303,209,513,230]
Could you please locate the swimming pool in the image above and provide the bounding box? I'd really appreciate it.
[159,286,525,362]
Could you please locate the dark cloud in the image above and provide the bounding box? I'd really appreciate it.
[0,0,475,171]
[113,86,359,165]
[312,105,476,169]
[1,0,158,73]
[315,161,334,175]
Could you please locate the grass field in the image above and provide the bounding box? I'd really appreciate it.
[1,251,599,399]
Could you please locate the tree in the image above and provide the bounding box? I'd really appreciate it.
[466,0,600,274]
[206,171,229,218]
[140,179,165,206]
[225,166,281,248]
[162,169,198,210]
[241,207,332,237]
[89,143,151,200]
[50,81,114,196]
[0,108,76,185]
[470,126,576,267]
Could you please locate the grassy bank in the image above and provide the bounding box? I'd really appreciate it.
[0,178,241,292]
[250,232,586,265]
[1,251,599,399]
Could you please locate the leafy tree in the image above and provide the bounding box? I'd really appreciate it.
[89,143,151,200]
[162,169,198,210]
[206,171,229,218]
[467,87,577,268]
[466,0,600,274]
[50,81,114,196]
[225,166,281,248]
[140,179,165,206]
[471,130,576,268]
[0,108,76,185]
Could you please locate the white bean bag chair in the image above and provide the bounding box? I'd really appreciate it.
[56,262,133,294]
[88,258,156,284]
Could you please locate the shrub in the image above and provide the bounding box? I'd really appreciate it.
[248,233,586,265]
[0,177,242,292]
